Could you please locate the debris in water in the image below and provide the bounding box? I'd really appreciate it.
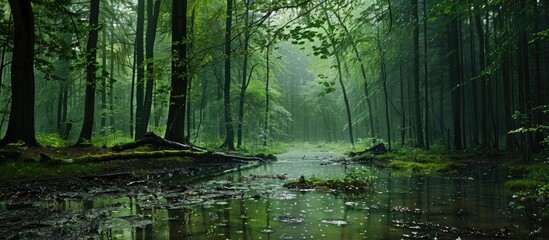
[273,215,304,223]
[320,219,349,226]
[260,228,274,233]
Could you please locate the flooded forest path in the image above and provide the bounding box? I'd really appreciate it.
[0,149,547,239]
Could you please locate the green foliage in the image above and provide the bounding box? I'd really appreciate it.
[91,134,134,148]
[37,134,70,147]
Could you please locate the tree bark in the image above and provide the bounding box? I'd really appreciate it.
[76,0,100,145]
[448,16,463,150]
[1,0,38,146]
[412,0,424,148]
[423,0,429,150]
[100,26,107,134]
[222,0,235,150]
[165,0,188,143]
[141,0,161,139]
[134,0,145,140]
[237,0,252,149]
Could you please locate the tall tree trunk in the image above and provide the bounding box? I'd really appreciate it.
[129,48,136,139]
[109,21,116,133]
[533,1,543,151]
[186,7,196,143]
[518,0,532,158]
[412,0,424,148]
[1,0,38,146]
[263,42,270,147]
[237,0,251,149]
[423,0,429,150]
[165,0,188,143]
[141,0,161,138]
[325,13,354,146]
[377,35,391,150]
[468,17,479,146]
[475,15,488,147]
[448,16,463,150]
[333,11,374,138]
[100,26,107,134]
[400,64,405,146]
[134,0,145,139]
[222,0,235,150]
[76,0,100,145]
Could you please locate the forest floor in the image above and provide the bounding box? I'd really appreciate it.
[0,146,256,202]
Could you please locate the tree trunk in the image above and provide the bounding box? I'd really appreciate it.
[237,0,252,149]
[165,0,188,143]
[263,42,270,147]
[1,0,38,146]
[474,15,488,147]
[325,13,354,146]
[76,0,100,145]
[333,11,374,138]
[134,0,145,140]
[399,63,406,146]
[468,17,479,146]
[109,22,116,133]
[100,26,107,134]
[423,0,429,150]
[141,0,161,139]
[448,16,463,150]
[377,35,391,150]
[412,0,424,148]
[222,0,235,150]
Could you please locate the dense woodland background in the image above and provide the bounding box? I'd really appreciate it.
[0,0,548,155]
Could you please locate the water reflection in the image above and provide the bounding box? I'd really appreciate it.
[33,150,547,239]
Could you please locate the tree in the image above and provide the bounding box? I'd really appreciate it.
[237,0,253,149]
[323,10,354,146]
[134,0,145,139]
[0,0,38,146]
[448,13,463,150]
[140,0,161,138]
[222,0,235,150]
[165,0,188,143]
[412,0,424,148]
[76,0,100,145]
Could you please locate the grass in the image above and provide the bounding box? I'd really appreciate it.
[350,147,489,174]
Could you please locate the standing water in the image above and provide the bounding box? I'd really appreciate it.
[3,150,546,239]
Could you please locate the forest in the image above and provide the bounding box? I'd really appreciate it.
[0,0,549,239]
[0,0,548,153]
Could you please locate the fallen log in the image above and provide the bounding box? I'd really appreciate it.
[112,132,206,152]
[69,150,267,164]
[108,132,272,163]
[349,143,388,157]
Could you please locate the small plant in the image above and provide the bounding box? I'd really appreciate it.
[284,170,376,193]
[37,134,69,147]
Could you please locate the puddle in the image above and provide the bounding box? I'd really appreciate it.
[1,150,548,239]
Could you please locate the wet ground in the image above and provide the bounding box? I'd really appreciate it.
[1,150,548,239]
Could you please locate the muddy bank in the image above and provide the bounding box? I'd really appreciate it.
[0,155,259,239]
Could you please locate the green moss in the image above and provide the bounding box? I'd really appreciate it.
[388,160,463,174]
[73,150,198,163]
[505,179,545,192]
[0,160,100,183]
